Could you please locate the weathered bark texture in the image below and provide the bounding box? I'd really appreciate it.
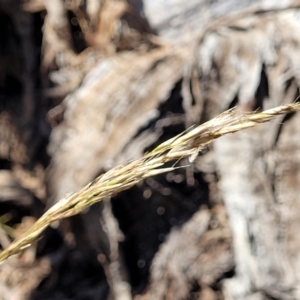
[199,9,300,299]
[47,46,186,201]
[143,0,293,40]
[215,113,300,300]
[146,208,233,300]
[1,0,300,300]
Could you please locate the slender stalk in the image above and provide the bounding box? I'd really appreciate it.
[0,103,299,264]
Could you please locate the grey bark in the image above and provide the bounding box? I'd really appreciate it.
[143,0,294,40]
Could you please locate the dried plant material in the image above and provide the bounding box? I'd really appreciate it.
[143,0,300,41]
[0,170,32,206]
[3,2,300,299]
[0,103,299,264]
[195,5,300,115]
[0,227,10,250]
[185,6,300,298]
[89,1,128,50]
[0,112,27,165]
[43,0,78,68]
[146,208,232,300]
[0,255,50,300]
[47,46,185,203]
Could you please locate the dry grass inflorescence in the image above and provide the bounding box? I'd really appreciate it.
[0,103,299,263]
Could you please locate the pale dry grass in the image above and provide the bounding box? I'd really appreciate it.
[0,103,300,263]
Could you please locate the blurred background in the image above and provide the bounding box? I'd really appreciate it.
[1,0,300,299]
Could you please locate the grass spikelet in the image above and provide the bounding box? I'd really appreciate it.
[0,103,300,263]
